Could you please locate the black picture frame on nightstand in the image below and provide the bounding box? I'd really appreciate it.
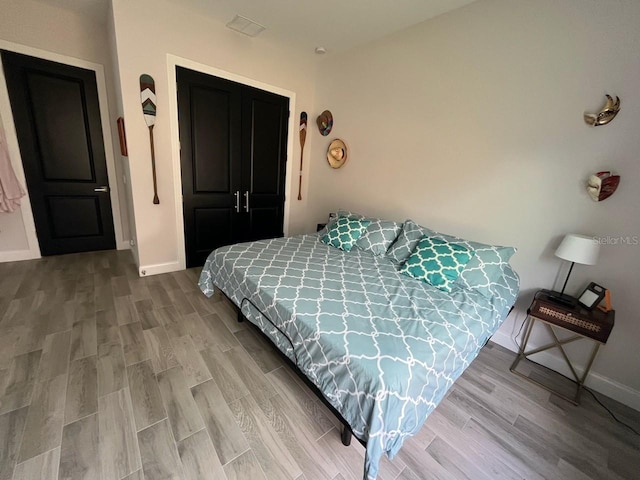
[577,282,606,310]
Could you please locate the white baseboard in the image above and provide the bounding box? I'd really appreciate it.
[138,260,181,277]
[490,330,640,411]
[490,329,521,353]
[1,238,127,262]
[117,240,130,250]
[0,249,40,263]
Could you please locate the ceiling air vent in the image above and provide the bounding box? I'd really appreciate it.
[226,15,266,37]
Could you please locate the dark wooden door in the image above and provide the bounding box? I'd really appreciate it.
[177,68,243,267]
[241,86,288,242]
[177,67,288,267]
[2,51,116,256]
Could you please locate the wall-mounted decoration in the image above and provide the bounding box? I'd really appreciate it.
[584,94,621,127]
[587,171,620,201]
[117,117,128,156]
[316,110,333,136]
[327,139,347,169]
[140,74,159,204]
[297,112,307,200]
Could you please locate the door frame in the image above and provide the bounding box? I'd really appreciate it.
[167,54,296,271]
[0,40,127,261]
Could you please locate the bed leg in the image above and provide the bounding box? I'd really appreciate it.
[341,425,352,446]
[236,309,244,323]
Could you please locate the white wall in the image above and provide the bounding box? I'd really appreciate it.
[307,0,640,406]
[0,0,130,258]
[110,0,317,274]
[107,1,139,265]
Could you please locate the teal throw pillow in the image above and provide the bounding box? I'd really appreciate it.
[316,209,361,237]
[400,236,475,292]
[386,220,434,264]
[427,231,516,297]
[387,219,516,297]
[319,209,402,256]
[321,217,371,252]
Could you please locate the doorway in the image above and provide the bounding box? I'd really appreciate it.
[2,50,116,256]
[177,66,289,267]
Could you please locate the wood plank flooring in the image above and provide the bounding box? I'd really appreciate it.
[0,250,639,480]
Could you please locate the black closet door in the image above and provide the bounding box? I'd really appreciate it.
[2,50,116,255]
[178,67,289,267]
[177,68,243,268]
[241,86,289,242]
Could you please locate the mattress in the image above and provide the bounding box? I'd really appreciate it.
[199,234,519,479]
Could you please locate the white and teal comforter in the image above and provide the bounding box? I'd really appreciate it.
[199,234,519,479]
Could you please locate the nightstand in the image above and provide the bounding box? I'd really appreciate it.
[510,289,615,404]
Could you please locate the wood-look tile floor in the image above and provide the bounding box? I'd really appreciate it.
[0,249,639,480]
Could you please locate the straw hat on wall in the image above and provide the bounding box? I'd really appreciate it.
[327,139,347,168]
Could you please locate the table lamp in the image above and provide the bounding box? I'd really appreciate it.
[550,233,600,306]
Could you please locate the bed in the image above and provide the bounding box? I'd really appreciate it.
[198,231,519,479]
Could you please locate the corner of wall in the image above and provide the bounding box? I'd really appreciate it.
[108,2,137,257]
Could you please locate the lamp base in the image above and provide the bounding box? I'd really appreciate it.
[545,290,577,307]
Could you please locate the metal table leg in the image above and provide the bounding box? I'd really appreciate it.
[510,315,602,405]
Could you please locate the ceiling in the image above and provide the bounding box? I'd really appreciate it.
[34,0,477,54]
[177,0,477,54]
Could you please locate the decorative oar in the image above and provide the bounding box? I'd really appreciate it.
[140,74,159,204]
[297,112,307,200]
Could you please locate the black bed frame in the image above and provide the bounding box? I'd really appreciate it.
[234,299,364,449]
[232,295,514,452]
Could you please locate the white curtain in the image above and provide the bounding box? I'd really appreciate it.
[0,117,26,213]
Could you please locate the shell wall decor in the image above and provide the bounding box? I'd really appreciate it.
[587,171,620,201]
[584,94,621,126]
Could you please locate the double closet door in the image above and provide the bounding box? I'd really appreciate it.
[177,67,289,267]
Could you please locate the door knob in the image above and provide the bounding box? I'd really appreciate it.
[94,186,109,192]
[244,191,249,212]
[234,191,240,213]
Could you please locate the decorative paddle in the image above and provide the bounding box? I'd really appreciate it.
[297,112,307,200]
[140,74,159,204]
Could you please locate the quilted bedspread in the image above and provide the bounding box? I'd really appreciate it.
[198,234,519,479]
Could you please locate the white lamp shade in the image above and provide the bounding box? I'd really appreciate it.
[555,234,600,265]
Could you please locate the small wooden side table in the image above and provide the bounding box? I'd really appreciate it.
[510,289,615,404]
